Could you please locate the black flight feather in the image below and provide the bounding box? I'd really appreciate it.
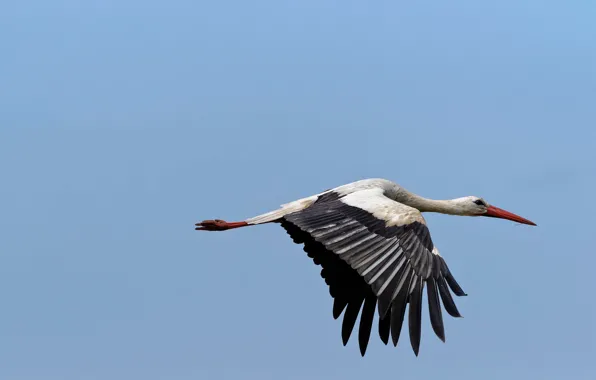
[427,277,445,342]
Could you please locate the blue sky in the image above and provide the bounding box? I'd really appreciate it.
[1,1,595,379]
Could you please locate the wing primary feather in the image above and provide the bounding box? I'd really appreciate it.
[408,278,424,356]
[437,276,462,318]
[439,257,467,296]
[378,311,391,345]
[358,294,377,356]
[410,238,424,268]
[390,270,413,346]
[427,278,445,342]
[432,255,442,279]
[342,297,365,346]
[333,297,348,319]
[377,258,410,319]
[419,251,431,279]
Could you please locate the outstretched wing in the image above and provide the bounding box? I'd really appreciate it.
[280,188,467,356]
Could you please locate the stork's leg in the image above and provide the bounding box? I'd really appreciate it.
[196,193,322,232]
[195,219,249,231]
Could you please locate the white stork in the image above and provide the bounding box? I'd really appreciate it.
[195,178,535,356]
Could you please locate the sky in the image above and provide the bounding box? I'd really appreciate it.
[1,1,595,379]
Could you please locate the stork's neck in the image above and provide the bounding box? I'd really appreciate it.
[345,179,466,215]
[392,189,463,215]
[408,198,462,215]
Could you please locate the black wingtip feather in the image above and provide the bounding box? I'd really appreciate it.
[437,276,462,318]
[408,279,424,356]
[377,257,411,320]
[378,312,391,345]
[358,295,376,356]
[333,298,348,319]
[439,257,467,296]
[390,271,412,347]
[341,298,364,346]
[427,278,445,342]
[377,296,391,322]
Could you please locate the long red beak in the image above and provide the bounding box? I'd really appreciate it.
[484,205,536,226]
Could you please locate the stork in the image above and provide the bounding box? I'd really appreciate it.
[195,178,536,356]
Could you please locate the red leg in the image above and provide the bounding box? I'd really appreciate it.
[195,219,249,231]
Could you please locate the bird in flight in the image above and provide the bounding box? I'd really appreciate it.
[195,178,536,356]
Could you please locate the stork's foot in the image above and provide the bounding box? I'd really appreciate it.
[195,219,248,231]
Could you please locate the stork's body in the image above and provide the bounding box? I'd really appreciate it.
[196,178,535,356]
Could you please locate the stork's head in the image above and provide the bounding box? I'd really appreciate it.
[453,196,536,225]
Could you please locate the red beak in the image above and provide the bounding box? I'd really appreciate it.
[484,205,536,226]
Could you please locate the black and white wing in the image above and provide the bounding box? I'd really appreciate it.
[279,188,467,356]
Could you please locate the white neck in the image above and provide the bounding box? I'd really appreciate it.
[391,189,465,215]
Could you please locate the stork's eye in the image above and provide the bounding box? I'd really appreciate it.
[474,199,486,206]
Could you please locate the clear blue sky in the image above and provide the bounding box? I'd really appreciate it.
[1,1,595,379]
